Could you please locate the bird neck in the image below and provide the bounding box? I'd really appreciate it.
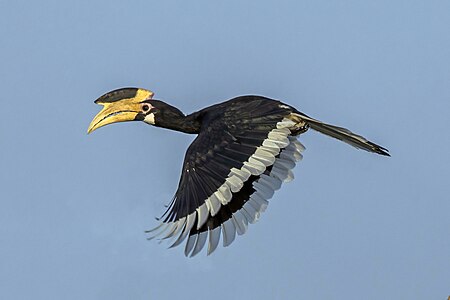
[153,101,201,134]
[164,113,201,134]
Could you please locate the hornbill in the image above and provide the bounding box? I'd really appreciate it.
[88,88,389,257]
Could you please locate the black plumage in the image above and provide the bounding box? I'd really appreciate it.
[164,96,292,220]
[88,88,389,256]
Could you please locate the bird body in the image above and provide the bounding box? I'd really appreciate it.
[88,88,389,256]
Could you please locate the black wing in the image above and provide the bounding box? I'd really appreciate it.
[147,97,306,256]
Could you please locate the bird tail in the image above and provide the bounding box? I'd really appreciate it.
[290,113,390,156]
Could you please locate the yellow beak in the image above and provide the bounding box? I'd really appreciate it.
[87,88,154,134]
[87,100,141,134]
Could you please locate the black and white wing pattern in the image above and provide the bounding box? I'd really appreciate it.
[147,97,306,256]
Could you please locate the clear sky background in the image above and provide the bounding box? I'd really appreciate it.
[1,1,449,299]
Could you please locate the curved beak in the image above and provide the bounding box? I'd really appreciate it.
[87,88,154,134]
[87,100,141,134]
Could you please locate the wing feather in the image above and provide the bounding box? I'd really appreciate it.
[148,96,306,255]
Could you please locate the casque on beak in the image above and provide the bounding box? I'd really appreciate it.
[87,88,154,134]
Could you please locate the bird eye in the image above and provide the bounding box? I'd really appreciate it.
[142,103,151,112]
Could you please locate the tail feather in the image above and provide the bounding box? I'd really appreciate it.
[292,113,390,156]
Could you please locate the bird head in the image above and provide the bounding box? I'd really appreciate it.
[87,87,157,134]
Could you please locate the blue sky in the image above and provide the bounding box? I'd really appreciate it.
[1,0,449,299]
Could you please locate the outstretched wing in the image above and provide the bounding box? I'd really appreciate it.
[147,97,306,256]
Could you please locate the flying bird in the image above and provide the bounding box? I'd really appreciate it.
[88,88,389,256]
